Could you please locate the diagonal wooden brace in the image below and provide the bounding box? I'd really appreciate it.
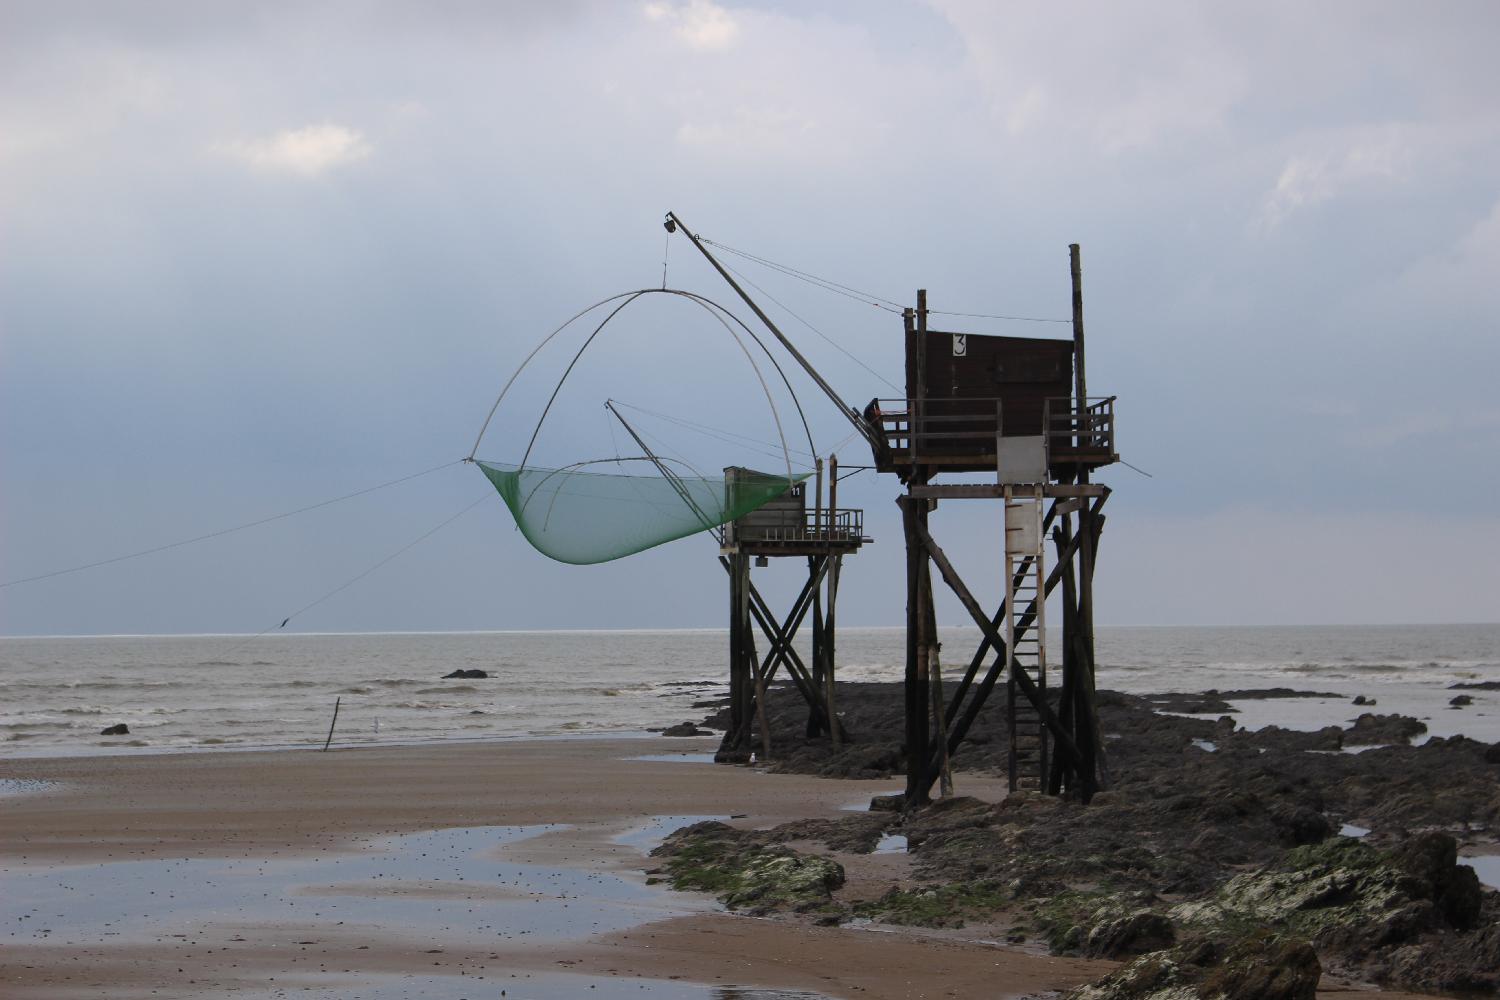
[902,499,1088,789]
[719,555,831,725]
[748,568,829,716]
[929,492,1108,782]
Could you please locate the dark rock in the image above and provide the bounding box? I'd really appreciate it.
[1065,932,1320,1000]
[1449,694,1474,707]
[1382,921,1500,993]
[1240,724,1343,752]
[763,813,887,853]
[1146,692,1234,714]
[1486,742,1500,765]
[442,669,488,679]
[1270,804,1332,846]
[1344,712,1427,745]
[1213,688,1341,701]
[1450,680,1500,690]
[99,723,130,736]
[660,721,710,737]
[808,744,902,780]
[1083,909,1177,958]
[1390,832,1483,930]
[1353,695,1375,706]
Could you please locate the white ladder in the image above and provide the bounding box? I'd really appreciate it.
[1004,492,1047,792]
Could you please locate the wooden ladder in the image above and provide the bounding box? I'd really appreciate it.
[1004,493,1048,792]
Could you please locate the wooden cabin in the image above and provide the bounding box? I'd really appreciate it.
[722,466,865,557]
[869,327,1116,482]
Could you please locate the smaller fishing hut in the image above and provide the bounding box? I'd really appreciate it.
[717,458,867,763]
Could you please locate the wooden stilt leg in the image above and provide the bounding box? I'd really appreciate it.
[826,552,843,745]
[809,555,826,737]
[903,492,931,806]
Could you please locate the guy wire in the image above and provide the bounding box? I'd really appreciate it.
[1,459,465,589]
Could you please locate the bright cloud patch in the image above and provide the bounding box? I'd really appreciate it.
[643,0,739,51]
[218,124,371,177]
[1254,127,1410,232]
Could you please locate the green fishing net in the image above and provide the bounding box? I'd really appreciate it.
[476,461,809,565]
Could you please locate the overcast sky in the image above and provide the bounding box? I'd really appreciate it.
[3,1,1498,635]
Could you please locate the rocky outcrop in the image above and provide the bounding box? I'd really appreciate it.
[1065,933,1320,1000]
[659,721,710,736]
[99,723,129,736]
[1343,712,1427,745]
[1164,833,1490,989]
[441,669,488,679]
[650,821,845,919]
[671,683,1500,992]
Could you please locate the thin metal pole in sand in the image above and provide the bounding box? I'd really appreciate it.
[323,697,341,752]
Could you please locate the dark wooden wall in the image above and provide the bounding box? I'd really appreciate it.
[905,330,1074,438]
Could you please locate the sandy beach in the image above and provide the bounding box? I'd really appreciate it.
[1,736,1110,999]
[1,734,1461,1000]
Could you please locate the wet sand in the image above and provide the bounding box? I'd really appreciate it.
[0,737,1445,999]
[0,734,1116,1000]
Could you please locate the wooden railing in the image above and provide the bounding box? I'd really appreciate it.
[871,397,1007,455]
[737,507,865,546]
[1045,396,1116,454]
[870,396,1116,462]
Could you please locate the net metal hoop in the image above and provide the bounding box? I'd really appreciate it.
[467,288,816,486]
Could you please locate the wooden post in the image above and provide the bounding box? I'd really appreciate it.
[915,290,928,463]
[1077,502,1108,789]
[929,608,953,798]
[815,456,825,540]
[826,552,843,745]
[902,493,930,805]
[748,624,772,763]
[826,453,842,745]
[322,697,341,752]
[809,554,825,738]
[1070,245,1087,443]
[719,551,754,763]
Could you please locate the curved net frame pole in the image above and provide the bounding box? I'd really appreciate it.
[469,288,818,474]
[468,291,643,461]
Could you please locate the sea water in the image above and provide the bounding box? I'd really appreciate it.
[1,624,1497,756]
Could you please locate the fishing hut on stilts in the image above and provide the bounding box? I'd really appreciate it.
[665,215,1119,803]
[717,459,867,763]
[868,251,1119,805]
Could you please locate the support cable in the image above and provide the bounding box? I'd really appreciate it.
[0,460,464,590]
[700,237,906,313]
[266,491,489,632]
[608,399,817,462]
[926,308,1071,324]
[700,235,1071,325]
[718,258,903,394]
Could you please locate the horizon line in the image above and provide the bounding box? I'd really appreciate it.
[2,621,1497,640]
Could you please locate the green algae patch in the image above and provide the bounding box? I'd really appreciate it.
[651,821,845,916]
[852,880,1011,929]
